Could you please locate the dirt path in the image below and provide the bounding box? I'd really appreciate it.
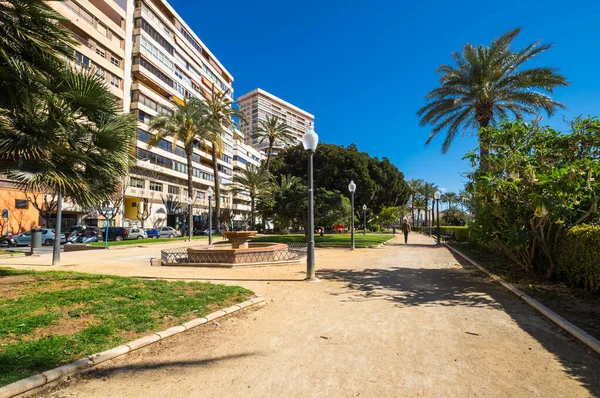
[3,234,600,397]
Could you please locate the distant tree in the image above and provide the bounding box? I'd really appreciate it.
[270,143,409,215]
[418,28,568,170]
[252,115,294,171]
[407,179,424,228]
[232,165,272,229]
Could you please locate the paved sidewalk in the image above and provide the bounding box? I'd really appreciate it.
[2,234,599,397]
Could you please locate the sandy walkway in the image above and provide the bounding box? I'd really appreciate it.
[2,234,599,397]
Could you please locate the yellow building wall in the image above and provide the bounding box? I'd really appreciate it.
[0,188,42,234]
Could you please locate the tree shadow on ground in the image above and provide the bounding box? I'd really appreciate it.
[318,251,600,397]
[88,353,256,377]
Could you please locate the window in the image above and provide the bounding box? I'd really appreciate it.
[196,191,205,199]
[134,56,174,88]
[131,91,173,116]
[110,55,120,67]
[168,185,180,195]
[130,177,144,188]
[110,74,121,89]
[136,18,173,54]
[149,181,163,192]
[95,66,106,80]
[15,199,28,209]
[75,52,90,68]
[180,26,203,55]
[140,35,173,71]
[96,46,106,58]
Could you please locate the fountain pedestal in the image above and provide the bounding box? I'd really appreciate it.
[222,231,258,249]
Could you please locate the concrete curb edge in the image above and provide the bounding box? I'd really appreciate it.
[0,296,265,398]
[444,243,600,356]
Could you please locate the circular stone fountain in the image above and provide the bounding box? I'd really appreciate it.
[184,231,292,266]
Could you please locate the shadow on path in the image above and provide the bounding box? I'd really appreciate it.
[318,251,600,397]
[86,353,257,378]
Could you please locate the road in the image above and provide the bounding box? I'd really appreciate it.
[1,234,599,397]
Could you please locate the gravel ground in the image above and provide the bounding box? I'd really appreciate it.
[2,234,599,397]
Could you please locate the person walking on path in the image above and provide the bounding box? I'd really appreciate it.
[401,219,411,244]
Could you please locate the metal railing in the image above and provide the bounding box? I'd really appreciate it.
[161,243,307,265]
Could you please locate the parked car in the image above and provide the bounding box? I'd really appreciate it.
[100,227,129,241]
[12,229,66,246]
[145,228,160,239]
[158,226,181,238]
[65,226,102,241]
[127,228,147,240]
[200,228,222,236]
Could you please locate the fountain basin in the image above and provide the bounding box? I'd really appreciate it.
[186,242,289,265]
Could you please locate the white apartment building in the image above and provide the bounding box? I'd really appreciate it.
[238,88,315,155]
[48,0,131,228]
[28,0,261,231]
[124,0,238,230]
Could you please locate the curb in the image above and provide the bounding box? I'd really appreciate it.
[444,243,600,356]
[0,296,265,398]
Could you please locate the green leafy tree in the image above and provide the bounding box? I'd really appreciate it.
[270,143,410,218]
[418,28,568,169]
[252,115,294,171]
[378,206,399,227]
[232,164,272,229]
[467,118,600,277]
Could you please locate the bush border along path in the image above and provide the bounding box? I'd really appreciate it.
[444,243,600,356]
[251,234,395,248]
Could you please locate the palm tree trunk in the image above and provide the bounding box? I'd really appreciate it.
[250,196,255,229]
[211,145,221,228]
[424,195,429,226]
[411,193,416,228]
[186,148,194,240]
[478,117,491,172]
[264,137,275,171]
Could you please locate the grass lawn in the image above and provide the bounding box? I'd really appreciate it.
[252,233,395,248]
[0,250,21,256]
[88,235,219,247]
[0,267,252,387]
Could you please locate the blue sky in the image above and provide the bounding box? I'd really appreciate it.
[169,0,600,193]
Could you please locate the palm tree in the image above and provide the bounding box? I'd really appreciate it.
[407,179,424,228]
[252,115,294,171]
[442,192,458,211]
[271,174,301,194]
[417,28,568,169]
[232,165,271,229]
[147,97,208,239]
[203,88,246,227]
[0,0,75,109]
[421,182,438,227]
[412,196,426,227]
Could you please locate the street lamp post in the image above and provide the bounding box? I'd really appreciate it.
[207,187,214,246]
[435,190,441,244]
[187,196,193,242]
[362,204,367,235]
[302,125,319,280]
[348,180,356,250]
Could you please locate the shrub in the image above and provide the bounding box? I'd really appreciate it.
[439,226,470,242]
[557,225,600,292]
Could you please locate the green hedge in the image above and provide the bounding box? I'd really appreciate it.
[557,225,600,292]
[412,226,470,242]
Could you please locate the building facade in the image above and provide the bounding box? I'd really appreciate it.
[2,0,263,233]
[238,88,314,155]
[125,0,238,231]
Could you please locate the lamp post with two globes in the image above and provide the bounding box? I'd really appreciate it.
[348,180,356,250]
